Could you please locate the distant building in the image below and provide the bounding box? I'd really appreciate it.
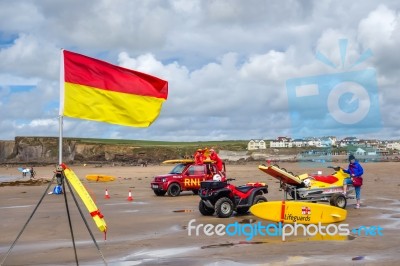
[387,142,400,150]
[320,136,336,147]
[254,136,394,151]
[340,137,359,146]
[247,139,266,150]
[270,137,292,148]
[292,139,307,147]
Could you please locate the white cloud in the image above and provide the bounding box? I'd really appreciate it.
[0,1,399,141]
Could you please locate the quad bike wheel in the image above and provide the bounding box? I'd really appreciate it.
[253,195,268,204]
[167,183,181,197]
[236,195,267,215]
[329,193,347,209]
[198,200,215,216]
[215,197,234,218]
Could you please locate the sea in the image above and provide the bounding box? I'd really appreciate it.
[0,175,25,183]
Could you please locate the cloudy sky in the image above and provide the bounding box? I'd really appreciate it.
[0,0,399,142]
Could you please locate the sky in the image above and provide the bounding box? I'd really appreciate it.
[0,0,399,142]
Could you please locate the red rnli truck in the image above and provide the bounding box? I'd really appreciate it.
[150,159,226,197]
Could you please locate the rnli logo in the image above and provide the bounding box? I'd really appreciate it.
[301,206,311,215]
[184,179,204,187]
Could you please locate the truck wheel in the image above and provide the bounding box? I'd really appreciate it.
[153,190,166,196]
[192,189,199,195]
[167,183,181,197]
[215,197,234,218]
[329,193,347,209]
[253,195,267,205]
[199,201,214,216]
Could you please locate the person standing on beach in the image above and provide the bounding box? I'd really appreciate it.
[343,154,364,209]
[29,167,35,179]
[54,165,64,186]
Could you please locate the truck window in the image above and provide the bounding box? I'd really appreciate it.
[187,165,205,175]
[169,164,186,174]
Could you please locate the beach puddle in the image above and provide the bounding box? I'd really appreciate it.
[367,198,400,229]
[122,246,198,260]
[238,218,256,224]
[0,204,34,209]
[105,201,148,206]
[352,256,365,261]
[123,210,139,213]
[173,209,194,213]
[201,241,266,249]
[0,175,23,182]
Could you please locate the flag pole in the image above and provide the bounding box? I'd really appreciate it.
[59,49,65,165]
[58,115,63,164]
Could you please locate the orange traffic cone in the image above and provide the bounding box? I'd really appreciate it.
[104,189,111,199]
[127,190,133,201]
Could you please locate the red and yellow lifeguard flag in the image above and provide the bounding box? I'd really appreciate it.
[59,50,168,127]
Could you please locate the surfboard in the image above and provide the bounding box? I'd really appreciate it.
[61,164,107,233]
[85,174,116,182]
[258,164,302,185]
[162,159,215,164]
[162,159,194,164]
[18,167,30,173]
[250,201,347,224]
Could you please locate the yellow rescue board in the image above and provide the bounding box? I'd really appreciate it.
[250,201,347,224]
[162,159,215,164]
[62,164,107,233]
[85,174,116,182]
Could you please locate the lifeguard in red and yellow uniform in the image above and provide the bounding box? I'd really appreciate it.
[194,148,206,165]
[209,149,223,172]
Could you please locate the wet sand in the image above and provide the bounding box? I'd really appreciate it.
[0,162,400,265]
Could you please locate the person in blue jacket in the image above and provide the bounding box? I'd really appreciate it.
[343,154,364,209]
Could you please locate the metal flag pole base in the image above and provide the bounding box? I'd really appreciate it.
[0,170,107,266]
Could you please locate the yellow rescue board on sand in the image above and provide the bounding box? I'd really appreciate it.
[62,164,107,233]
[85,174,116,182]
[250,201,347,224]
[162,159,215,164]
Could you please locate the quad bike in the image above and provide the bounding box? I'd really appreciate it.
[259,164,354,209]
[198,178,268,218]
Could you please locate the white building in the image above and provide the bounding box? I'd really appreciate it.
[270,137,293,148]
[387,142,400,150]
[247,139,266,150]
[292,139,307,147]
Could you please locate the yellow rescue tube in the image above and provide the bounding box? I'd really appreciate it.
[61,163,107,233]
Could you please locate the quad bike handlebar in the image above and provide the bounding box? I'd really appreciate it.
[226,178,236,182]
[327,166,342,171]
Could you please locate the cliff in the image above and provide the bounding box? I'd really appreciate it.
[1,137,304,166]
[0,137,183,165]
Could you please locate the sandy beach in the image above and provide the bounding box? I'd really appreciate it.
[1,161,400,265]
